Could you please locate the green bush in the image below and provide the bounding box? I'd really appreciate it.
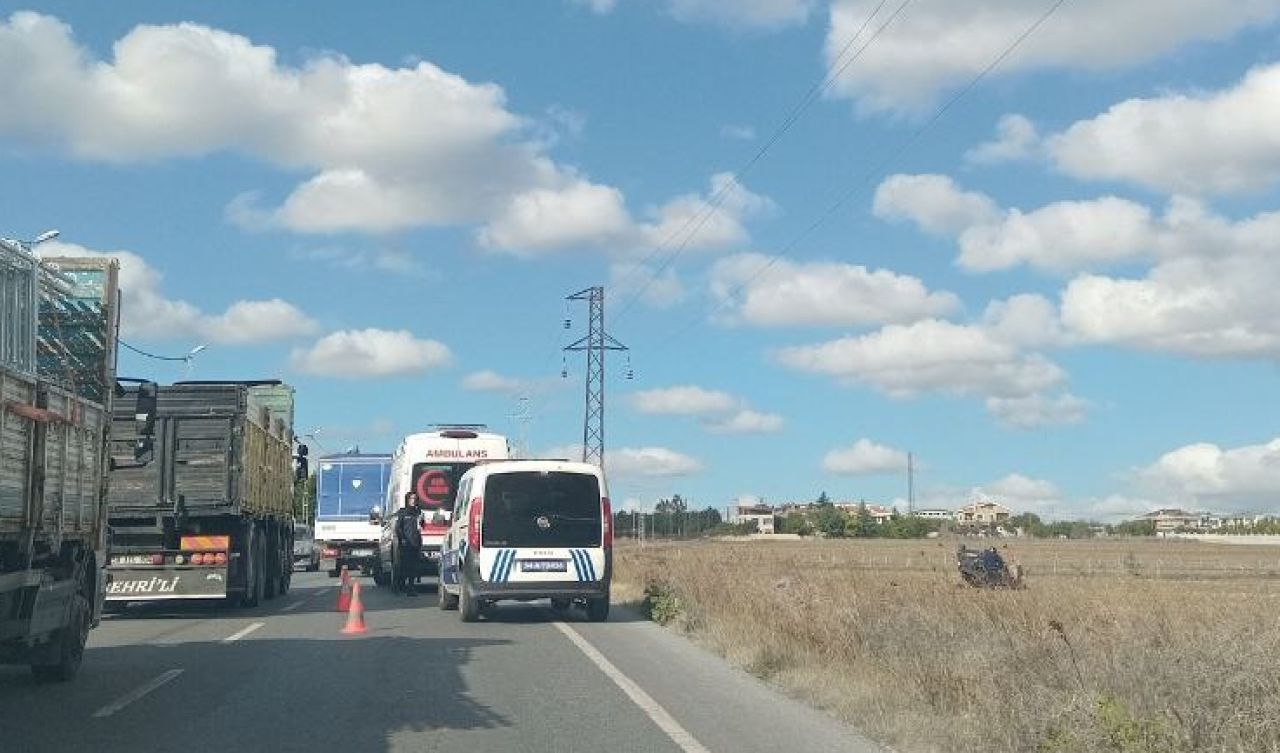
[642,581,683,626]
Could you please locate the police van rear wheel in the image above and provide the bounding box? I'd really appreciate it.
[586,595,609,623]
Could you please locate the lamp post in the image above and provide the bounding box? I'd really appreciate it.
[183,344,207,380]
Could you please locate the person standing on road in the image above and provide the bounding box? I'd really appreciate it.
[394,492,424,595]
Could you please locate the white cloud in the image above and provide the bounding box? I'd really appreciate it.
[876,174,1156,272]
[822,439,907,475]
[706,409,784,435]
[668,0,816,30]
[975,473,1062,515]
[609,262,686,309]
[290,329,452,378]
[710,252,960,327]
[1049,62,1280,195]
[720,124,757,140]
[873,174,998,236]
[965,114,1040,165]
[1136,437,1280,511]
[570,0,618,13]
[1059,200,1280,358]
[631,385,739,415]
[776,319,1065,400]
[608,446,704,477]
[40,241,316,345]
[824,0,1280,113]
[0,13,765,255]
[985,393,1088,429]
[287,245,426,276]
[461,370,526,393]
[981,294,1066,349]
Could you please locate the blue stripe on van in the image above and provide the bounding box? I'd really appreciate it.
[501,550,516,582]
[488,549,506,582]
[581,550,597,581]
[568,550,583,582]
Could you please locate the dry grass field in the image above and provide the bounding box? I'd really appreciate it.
[613,537,1280,753]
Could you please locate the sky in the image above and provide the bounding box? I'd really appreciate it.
[5,0,1280,520]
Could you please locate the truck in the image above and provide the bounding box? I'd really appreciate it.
[104,381,299,607]
[314,452,391,578]
[0,242,152,680]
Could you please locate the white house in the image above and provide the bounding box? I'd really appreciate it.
[955,500,1012,526]
[912,509,953,520]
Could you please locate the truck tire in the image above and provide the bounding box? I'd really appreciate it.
[241,534,265,608]
[459,580,480,623]
[30,592,90,683]
[373,563,390,588]
[439,582,458,611]
[586,595,610,623]
[264,529,280,600]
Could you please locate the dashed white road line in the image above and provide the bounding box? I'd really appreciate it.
[91,669,184,719]
[222,622,264,643]
[281,598,308,612]
[554,622,711,753]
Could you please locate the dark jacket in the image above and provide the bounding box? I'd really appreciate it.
[395,507,423,550]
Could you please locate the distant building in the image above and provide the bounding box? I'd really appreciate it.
[955,500,1012,527]
[912,509,953,520]
[729,502,776,534]
[1140,508,1202,533]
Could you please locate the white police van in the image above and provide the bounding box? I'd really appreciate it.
[439,460,612,622]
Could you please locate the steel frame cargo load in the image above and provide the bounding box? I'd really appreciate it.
[106,382,297,605]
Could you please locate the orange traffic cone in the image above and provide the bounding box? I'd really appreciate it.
[340,581,367,635]
[336,573,352,612]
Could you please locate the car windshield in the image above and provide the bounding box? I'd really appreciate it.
[481,471,601,548]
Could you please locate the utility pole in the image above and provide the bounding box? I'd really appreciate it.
[510,394,533,458]
[907,451,915,515]
[564,286,628,468]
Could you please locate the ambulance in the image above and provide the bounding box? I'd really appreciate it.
[373,426,510,587]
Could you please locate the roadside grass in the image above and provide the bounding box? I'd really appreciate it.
[614,538,1280,753]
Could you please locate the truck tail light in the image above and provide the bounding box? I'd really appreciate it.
[191,553,205,565]
[602,497,613,549]
[323,548,339,558]
[151,553,165,565]
[214,552,228,566]
[467,497,483,551]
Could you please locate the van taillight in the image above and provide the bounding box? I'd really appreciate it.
[468,497,483,551]
[602,497,613,549]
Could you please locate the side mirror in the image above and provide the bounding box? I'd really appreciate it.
[133,382,158,464]
[370,506,383,524]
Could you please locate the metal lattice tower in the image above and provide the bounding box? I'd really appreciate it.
[564,286,628,468]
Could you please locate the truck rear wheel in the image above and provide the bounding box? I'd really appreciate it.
[241,534,265,607]
[439,582,458,611]
[30,593,89,683]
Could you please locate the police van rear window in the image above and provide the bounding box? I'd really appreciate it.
[481,471,602,548]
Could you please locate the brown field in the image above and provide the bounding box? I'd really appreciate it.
[613,537,1280,753]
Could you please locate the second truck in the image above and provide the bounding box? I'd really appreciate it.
[105,381,300,607]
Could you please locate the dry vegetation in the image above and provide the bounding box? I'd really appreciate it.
[613,538,1280,753]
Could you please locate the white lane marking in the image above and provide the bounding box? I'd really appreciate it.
[282,598,308,612]
[554,622,711,753]
[91,669,184,719]
[222,622,264,643]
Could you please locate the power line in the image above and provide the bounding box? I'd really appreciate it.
[610,0,910,322]
[119,339,189,362]
[649,0,1071,350]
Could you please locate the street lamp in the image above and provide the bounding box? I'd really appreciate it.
[31,230,60,245]
[183,344,207,380]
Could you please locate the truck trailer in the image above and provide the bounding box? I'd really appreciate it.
[0,244,150,680]
[314,452,390,578]
[105,382,298,607]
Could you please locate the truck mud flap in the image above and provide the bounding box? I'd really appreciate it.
[0,575,75,642]
[105,568,229,600]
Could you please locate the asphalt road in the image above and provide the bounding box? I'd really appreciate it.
[0,572,883,753]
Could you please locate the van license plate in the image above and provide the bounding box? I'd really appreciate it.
[521,560,567,573]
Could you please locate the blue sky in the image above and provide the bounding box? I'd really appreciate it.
[5,0,1280,519]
